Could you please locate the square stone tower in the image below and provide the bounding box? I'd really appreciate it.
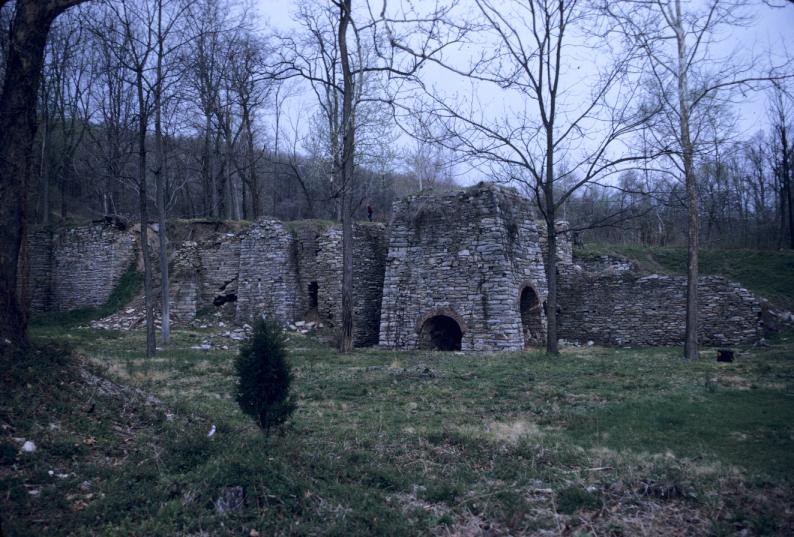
[379,183,548,351]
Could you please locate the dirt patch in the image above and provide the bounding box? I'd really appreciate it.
[486,420,544,445]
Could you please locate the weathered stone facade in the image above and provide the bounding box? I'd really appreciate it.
[169,241,200,323]
[25,182,769,350]
[316,223,388,346]
[537,220,573,265]
[557,262,761,346]
[378,184,549,351]
[154,218,387,346]
[236,219,302,322]
[26,225,136,312]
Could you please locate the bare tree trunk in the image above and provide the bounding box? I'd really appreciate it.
[0,0,84,350]
[202,115,214,217]
[247,120,259,218]
[337,0,354,353]
[544,135,559,355]
[781,124,793,249]
[40,105,50,225]
[675,0,699,361]
[136,72,156,358]
[154,0,170,345]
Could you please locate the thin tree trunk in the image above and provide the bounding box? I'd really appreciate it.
[40,107,50,225]
[203,114,214,217]
[247,124,259,218]
[781,125,793,249]
[337,0,354,353]
[154,0,169,345]
[544,184,558,355]
[137,72,156,358]
[675,0,699,360]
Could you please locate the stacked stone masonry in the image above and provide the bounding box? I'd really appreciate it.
[316,224,388,346]
[25,225,136,312]
[536,220,573,265]
[557,263,761,346]
[378,184,549,351]
[25,183,767,350]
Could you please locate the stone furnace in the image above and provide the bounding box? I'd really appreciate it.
[379,183,548,352]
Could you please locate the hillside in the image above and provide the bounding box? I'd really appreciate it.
[577,245,794,311]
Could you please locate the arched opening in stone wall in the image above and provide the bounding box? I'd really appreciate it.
[520,285,543,347]
[419,315,463,351]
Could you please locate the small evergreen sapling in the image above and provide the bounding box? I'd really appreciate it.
[234,318,296,434]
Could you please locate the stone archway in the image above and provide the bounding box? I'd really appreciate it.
[416,307,467,351]
[419,315,463,351]
[519,284,544,347]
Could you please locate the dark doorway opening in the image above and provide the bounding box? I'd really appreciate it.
[305,281,320,322]
[520,286,543,347]
[419,315,463,351]
[308,281,318,309]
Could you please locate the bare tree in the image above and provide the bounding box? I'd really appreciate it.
[85,10,138,219]
[38,13,94,225]
[99,0,163,357]
[276,0,461,352]
[153,0,193,344]
[769,82,794,248]
[405,0,655,354]
[0,0,87,350]
[227,33,272,219]
[605,0,792,359]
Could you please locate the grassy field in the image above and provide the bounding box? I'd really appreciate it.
[2,321,793,536]
[577,245,794,311]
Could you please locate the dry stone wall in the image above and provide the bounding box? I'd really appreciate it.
[197,234,242,309]
[25,224,136,312]
[379,184,548,351]
[25,184,765,351]
[557,265,761,346]
[25,230,54,312]
[169,241,201,322]
[536,220,573,265]
[288,221,328,320]
[315,223,388,346]
[235,219,302,323]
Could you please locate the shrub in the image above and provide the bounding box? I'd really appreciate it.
[234,318,296,434]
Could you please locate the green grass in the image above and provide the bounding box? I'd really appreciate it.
[28,262,143,329]
[3,324,794,536]
[567,389,794,476]
[578,244,794,310]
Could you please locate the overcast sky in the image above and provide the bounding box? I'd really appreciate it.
[253,1,794,184]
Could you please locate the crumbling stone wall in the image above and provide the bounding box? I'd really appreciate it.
[25,230,54,312]
[287,221,329,320]
[25,224,136,312]
[379,184,548,351]
[197,233,242,311]
[574,255,636,274]
[557,265,761,346]
[25,185,765,352]
[537,220,573,265]
[235,219,301,323]
[316,223,388,346]
[169,241,200,322]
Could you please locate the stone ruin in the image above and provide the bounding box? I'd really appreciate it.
[379,185,548,351]
[24,183,770,351]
